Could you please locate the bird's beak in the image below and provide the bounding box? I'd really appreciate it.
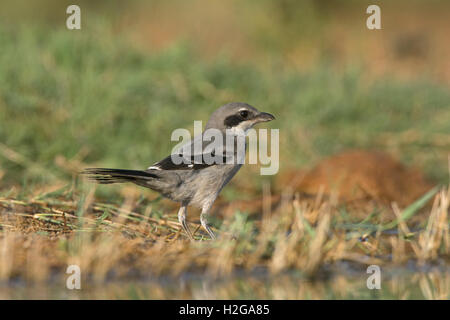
[254,112,275,123]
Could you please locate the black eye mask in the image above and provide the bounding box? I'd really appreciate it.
[223,111,252,128]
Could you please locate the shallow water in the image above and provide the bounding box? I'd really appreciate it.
[1,267,448,299]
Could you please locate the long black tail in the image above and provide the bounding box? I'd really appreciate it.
[81,168,159,185]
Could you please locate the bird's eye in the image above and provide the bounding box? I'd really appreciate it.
[239,110,249,118]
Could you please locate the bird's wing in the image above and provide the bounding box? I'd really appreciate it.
[147,154,217,171]
[147,134,240,171]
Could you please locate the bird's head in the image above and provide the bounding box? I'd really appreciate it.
[205,102,275,133]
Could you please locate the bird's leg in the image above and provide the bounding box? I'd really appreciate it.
[178,205,194,240]
[200,207,216,240]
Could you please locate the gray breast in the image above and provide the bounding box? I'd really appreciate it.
[173,163,242,209]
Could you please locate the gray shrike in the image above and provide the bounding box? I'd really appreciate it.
[82,102,275,240]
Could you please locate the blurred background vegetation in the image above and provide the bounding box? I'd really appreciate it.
[0,0,449,199]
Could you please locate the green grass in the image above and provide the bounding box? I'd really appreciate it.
[0,23,449,194]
